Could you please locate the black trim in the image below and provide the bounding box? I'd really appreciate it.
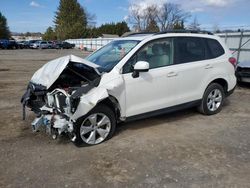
[123,30,213,38]
[155,30,213,35]
[124,32,156,37]
[125,100,201,122]
[225,86,236,97]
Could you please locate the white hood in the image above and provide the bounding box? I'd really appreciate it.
[31,55,100,89]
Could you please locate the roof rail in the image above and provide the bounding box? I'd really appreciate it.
[155,30,214,35]
[123,32,156,37]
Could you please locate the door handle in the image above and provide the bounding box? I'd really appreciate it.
[167,72,178,77]
[205,64,213,69]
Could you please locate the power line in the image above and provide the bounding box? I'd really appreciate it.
[201,25,250,30]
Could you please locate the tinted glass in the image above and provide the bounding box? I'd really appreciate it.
[123,38,173,73]
[206,38,225,58]
[174,37,206,64]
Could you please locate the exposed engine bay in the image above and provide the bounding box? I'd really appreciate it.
[21,55,103,140]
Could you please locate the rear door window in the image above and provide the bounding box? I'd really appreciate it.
[174,37,206,64]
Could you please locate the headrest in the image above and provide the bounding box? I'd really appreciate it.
[152,43,169,55]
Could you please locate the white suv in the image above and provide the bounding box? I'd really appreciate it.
[21,31,237,146]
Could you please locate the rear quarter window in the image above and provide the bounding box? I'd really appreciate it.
[206,38,225,58]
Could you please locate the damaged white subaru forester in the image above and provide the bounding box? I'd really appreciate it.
[21,31,237,146]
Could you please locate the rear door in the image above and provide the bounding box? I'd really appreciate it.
[172,37,213,103]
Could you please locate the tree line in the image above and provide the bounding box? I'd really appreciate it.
[0,12,10,39]
[43,0,130,40]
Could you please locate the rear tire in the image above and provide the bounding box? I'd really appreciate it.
[198,83,225,115]
[74,104,116,146]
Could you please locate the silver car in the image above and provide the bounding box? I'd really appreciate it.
[33,41,49,49]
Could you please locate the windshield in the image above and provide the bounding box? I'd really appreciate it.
[86,40,140,72]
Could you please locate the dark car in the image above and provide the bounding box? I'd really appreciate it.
[236,61,250,83]
[55,41,75,49]
[0,39,19,49]
[48,41,53,49]
[17,41,26,49]
[0,39,9,49]
[23,41,31,48]
[8,40,19,49]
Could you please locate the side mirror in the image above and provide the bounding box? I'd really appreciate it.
[132,61,149,78]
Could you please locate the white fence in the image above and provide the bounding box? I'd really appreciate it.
[67,32,250,63]
[66,38,114,51]
[217,32,250,63]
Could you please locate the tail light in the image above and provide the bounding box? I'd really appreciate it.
[229,57,237,68]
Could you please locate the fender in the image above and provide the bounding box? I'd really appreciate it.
[71,87,109,120]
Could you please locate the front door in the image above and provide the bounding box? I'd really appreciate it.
[122,38,181,117]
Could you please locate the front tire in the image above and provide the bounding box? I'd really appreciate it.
[74,105,116,146]
[198,83,225,115]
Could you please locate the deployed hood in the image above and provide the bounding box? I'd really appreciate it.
[31,55,100,89]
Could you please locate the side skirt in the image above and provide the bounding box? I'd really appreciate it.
[125,100,201,122]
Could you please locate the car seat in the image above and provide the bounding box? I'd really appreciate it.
[149,43,170,69]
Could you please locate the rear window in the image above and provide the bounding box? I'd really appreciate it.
[206,39,225,58]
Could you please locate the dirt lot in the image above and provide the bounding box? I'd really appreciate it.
[0,49,250,188]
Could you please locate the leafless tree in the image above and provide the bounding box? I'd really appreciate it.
[156,3,190,31]
[144,5,158,30]
[212,23,221,33]
[188,16,201,31]
[128,4,159,31]
[128,4,143,31]
[128,3,190,32]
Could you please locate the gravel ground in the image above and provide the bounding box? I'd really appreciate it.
[0,49,250,188]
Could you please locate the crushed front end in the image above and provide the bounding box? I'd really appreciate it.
[21,55,102,141]
[29,88,77,140]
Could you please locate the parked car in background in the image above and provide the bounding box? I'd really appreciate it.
[29,40,41,48]
[17,41,26,49]
[40,41,50,49]
[0,39,19,49]
[55,41,75,49]
[48,41,53,49]
[0,39,9,49]
[32,41,49,49]
[8,40,19,49]
[30,41,39,49]
[22,41,30,49]
[236,61,250,83]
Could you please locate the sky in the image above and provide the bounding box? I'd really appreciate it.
[0,0,250,33]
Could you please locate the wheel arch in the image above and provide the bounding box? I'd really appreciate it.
[97,95,121,122]
[208,78,228,94]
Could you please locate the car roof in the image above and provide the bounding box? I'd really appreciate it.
[119,30,218,42]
